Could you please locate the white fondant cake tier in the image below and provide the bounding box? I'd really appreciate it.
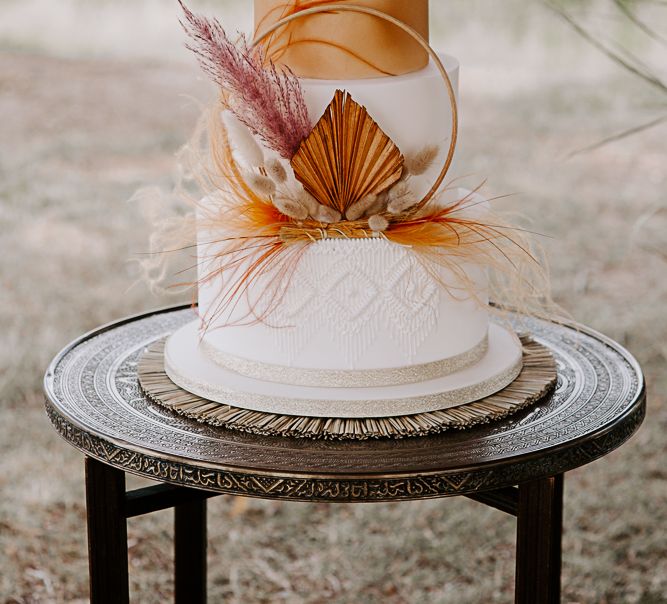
[299,54,459,199]
[166,319,523,418]
[198,236,489,381]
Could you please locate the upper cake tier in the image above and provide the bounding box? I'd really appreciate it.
[254,0,429,79]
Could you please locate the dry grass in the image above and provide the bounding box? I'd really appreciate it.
[1,1,666,602]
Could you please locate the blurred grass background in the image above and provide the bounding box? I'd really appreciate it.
[1,0,666,602]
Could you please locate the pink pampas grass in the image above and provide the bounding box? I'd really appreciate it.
[179,0,311,159]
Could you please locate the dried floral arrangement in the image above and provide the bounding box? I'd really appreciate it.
[154,2,553,327]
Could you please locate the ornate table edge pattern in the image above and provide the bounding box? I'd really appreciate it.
[44,389,645,503]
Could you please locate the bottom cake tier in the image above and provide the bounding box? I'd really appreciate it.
[138,332,556,440]
[161,319,527,418]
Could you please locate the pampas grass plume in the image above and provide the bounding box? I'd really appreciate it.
[246,172,276,197]
[180,2,311,158]
[366,191,388,215]
[387,182,418,214]
[296,188,320,216]
[368,214,389,232]
[404,144,439,176]
[265,158,287,183]
[273,195,308,220]
[222,110,264,168]
[314,205,342,224]
[345,193,377,221]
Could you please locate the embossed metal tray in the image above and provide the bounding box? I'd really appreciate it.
[44,305,645,503]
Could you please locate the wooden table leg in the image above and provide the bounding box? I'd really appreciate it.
[85,457,130,604]
[515,474,564,604]
[174,498,207,603]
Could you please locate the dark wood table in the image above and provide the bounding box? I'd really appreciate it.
[44,305,645,604]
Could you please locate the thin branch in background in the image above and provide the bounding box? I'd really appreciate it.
[544,1,667,95]
[566,114,667,157]
[549,0,667,257]
[612,0,667,45]
[545,0,667,156]
[630,201,667,260]
[610,38,661,77]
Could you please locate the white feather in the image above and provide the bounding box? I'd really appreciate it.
[221,110,264,168]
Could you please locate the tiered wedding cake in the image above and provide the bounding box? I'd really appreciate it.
[158,1,544,426]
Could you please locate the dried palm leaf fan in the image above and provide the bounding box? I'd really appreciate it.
[252,3,459,213]
[291,89,404,213]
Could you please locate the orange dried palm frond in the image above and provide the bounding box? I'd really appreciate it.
[290,90,404,214]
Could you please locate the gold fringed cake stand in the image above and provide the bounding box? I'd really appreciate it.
[137,335,557,440]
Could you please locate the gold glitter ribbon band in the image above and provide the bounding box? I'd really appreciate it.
[164,346,522,419]
[200,334,489,388]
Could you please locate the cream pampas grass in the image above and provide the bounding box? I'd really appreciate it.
[312,205,342,224]
[346,194,378,221]
[245,172,276,197]
[272,192,308,220]
[386,181,418,214]
[295,188,320,216]
[368,214,389,232]
[404,144,440,176]
[265,157,287,183]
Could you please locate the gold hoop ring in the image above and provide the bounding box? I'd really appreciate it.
[252,3,458,210]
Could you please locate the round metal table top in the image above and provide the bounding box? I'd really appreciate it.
[44,305,645,503]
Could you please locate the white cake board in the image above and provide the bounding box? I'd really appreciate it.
[163,320,523,419]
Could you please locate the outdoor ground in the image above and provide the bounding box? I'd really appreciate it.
[1,1,666,602]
